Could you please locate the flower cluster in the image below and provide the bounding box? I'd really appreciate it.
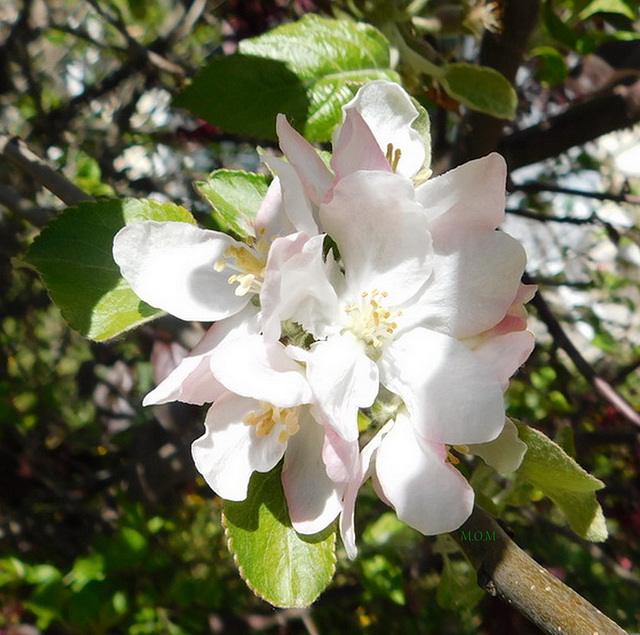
[113,81,534,557]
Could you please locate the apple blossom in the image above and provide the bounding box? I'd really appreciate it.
[113,78,534,559]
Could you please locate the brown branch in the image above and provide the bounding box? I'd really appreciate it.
[501,93,640,172]
[451,506,627,635]
[525,273,640,429]
[512,182,640,205]
[451,0,540,165]
[0,133,93,206]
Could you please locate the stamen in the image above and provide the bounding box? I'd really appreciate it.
[343,289,401,353]
[243,403,301,444]
[384,143,402,172]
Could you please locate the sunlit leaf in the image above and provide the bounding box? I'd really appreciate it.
[222,464,336,608]
[24,199,196,341]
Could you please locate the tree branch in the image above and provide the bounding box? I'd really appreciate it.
[0,133,93,206]
[451,0,540,165]
[501,93,640,172]
[451,506,627,635]
[512,181,640,205]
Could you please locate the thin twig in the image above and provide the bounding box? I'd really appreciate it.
[513,181,640,205]
[451,506,627,635]
[507,207,599,225]
[0,133,93,206]
[525,273,640,429]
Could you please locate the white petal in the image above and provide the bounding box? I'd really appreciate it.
[253,177,294,237]
[305,336,379,442]
[322,424,360,483]
[143,305,260,406]
[261,234,340,341]
[338,80,427,178]
[416,153,507,230]
[113,221,250,321]
[469,418,527,473]
[374,412,474,535]
[403,229,527,339]
[261,156,318,235]
[276,114,333,205]
[330,108,391,180]
[380,328,505,445]
[472,330,535,390]
[192,393,286,501]
[320,171,432,306]
[339,422,392,559]
[210,334,312,408]
[282,409,344,534]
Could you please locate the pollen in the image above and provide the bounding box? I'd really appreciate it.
[243,403,301,444]
[213,229,269,296]
[344,289,401,353]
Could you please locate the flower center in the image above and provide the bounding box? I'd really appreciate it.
[344,289,401,353]
[213,231,269,297]
[385,143,402,173]
[243,403,300,444]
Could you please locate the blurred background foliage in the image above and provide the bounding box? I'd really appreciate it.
[1,0,640,633]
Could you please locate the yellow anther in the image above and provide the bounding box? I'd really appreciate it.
[243,404,300,444]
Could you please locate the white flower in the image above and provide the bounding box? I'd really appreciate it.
[260,85,533,555]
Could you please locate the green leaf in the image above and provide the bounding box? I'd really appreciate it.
[439,63,517,120]
[515,423,608,541]
[175,15,399,142]
[531,46,569,86]
[174,54,309,141]
[240,15,400,142]
[24,199,196,341]
[578,0,636,19]
[195,170,270,239]
[222,464,336,608]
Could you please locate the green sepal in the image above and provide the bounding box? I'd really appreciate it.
[24,199,197,341]
[515,423,608,541]
[222,464,336,608]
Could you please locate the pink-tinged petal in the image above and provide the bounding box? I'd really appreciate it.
[380,328,505,445]
[210,334,312,408]
[261,156,318,235]
[403,229,527,339]
[330,109,391,181]
[143,305,260,406]
[322,424,359,483]
[253,177,293,237]
[416,153,507,231]
[113,221,250,321]
[469,418,527,474]
[262,234,340,341]
[339,422,393,559]
[472,330,535,390]
[339,80,427,178]
[305,336,379,442]
[488,283,537,335]
[260,232,311,341]
[282,408,344,534]
[374,412,474,535]
[150,340,188,386]
[192,393,286,501]
[320,171,432,306]
[276,114,333,205]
